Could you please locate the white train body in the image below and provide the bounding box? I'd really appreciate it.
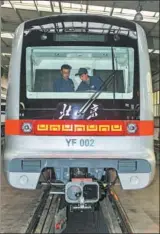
[1,103,6,124]
[1,94,6,138]
[3,14,155,193]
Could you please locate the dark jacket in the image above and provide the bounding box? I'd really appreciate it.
[76,76,103,92]
[53,76,74,92]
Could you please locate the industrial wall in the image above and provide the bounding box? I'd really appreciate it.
[152,72,160,141]
[1,76,8,97]
[152,72,160,164]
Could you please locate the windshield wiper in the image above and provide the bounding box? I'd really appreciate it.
[77,71,116,116]
[112,47,116,103]
[30,50,34,91]
[77,47,116,116]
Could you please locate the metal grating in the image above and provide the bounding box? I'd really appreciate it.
[21,159,41,171]
[118,160,137,172]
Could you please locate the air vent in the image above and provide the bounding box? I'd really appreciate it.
[21,160,41,172]
[118,160,137,172]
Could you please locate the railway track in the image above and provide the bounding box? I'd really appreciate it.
[154,140,160,151]
[1,124,5,146]
[24,186,134,234]
[25,187,66,234]
[154,140,160,164]
[102,188,134,233]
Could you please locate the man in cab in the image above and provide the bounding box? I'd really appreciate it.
[53,64,75,92]
[75,68,103,92]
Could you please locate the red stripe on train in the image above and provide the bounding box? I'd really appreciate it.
[5,120,154,136]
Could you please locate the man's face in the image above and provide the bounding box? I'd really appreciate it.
[61,69,70,79]
[80,73,88,82]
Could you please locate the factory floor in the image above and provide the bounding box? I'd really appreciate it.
[0,166,159,233]
[115,167,159,233]
[0,172,42,233]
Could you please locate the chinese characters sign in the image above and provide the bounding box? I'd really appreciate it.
[54,102,104,120]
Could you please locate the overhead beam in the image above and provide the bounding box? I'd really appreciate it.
[109,3,115,16]
[1,65,8,72]
[1,1,160,14]
[0,0,158,11]
[58,1,65,31]
[9,0,23,22]
[2,55,10,63]
[147,20,159,36]
[63,1,159,12]
[1,17,159,36]
[33,0,41,17]
[85,2,89,31]
[151,60,160,79]
[50,0,54,12]
[1,38,10,47]
[1,58,10,66]
[86,1,89,13]
[1,36,159,55]
[1,47,11,54]
[152,71,160,81]
[58,0,62,13]
[148,37,159,50]
[1,17,5,23]
[1,22,18,32]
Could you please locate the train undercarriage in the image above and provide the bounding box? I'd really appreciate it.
[40,167,117,212]
[25,168,134,233]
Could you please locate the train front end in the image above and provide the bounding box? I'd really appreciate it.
[4,15,155,208]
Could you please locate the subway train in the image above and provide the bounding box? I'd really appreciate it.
[1,94,6,139]
[3,14,155,210]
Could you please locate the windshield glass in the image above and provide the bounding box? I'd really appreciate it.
[26,46,134,100]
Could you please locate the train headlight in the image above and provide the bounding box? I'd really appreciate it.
[65,182,99,204]
[127,123,137,133]
[20,175,28,185]
[130,176,139,185]
[22,123,32,133]
[66,184,82,202]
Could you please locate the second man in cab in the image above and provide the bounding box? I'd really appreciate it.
[76,68,103,92]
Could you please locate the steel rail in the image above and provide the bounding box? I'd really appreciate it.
[25,187,51,233]
[109,188,135,234]
[25,188,66,234]
[25,186,135,234]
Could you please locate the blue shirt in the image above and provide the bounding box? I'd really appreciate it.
[53,76,74,92]
[76,76,103,92]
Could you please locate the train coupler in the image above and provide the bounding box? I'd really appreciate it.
[65,180,99,211]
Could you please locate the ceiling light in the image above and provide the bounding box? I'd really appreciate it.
[134,12,143,21]
[134,2,143,21]
[148,49,153,53]
[2,53,11,56]
[141,11,155,17]
[1,32,14,39]
[153,50,160,54]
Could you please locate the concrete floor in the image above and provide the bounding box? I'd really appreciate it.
[0,173,42,233]
[0,167,159,233]
[115,168,159,233]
